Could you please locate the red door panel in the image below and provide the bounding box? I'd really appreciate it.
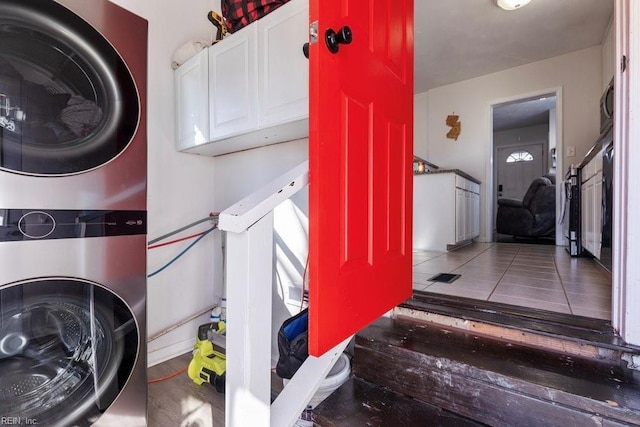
[309,0,414,356]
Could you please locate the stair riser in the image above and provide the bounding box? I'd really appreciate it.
[354,342,639,426]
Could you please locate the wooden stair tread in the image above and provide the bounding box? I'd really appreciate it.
[402,291,635,351]
[352,317,640,426]
[313,376,486,427]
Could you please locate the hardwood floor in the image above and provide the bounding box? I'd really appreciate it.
[147,353,285,426]
[147,353,225,427]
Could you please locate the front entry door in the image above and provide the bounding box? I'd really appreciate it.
[497,143,545,200]
[308,0,414,356]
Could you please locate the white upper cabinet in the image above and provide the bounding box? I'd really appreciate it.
[257,0,309,127]
[209,24,258,140]
[174,48,209,151]
[174,0,309,156]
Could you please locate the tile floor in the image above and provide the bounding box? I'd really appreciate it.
[413,243,612,320]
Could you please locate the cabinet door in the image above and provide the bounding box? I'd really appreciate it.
[581,183,588,251]
[471,191,480,238]
[209,25,258,140]
[258,0,309,127]
[309,0,414,356]
[175,49,209,151]
[583,179,595,253]
[465,190,473,240]
[594,174,603,258]
[456,188,466,243]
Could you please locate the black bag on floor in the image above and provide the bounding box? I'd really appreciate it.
[222,0,290,33]
[275,308,308,379]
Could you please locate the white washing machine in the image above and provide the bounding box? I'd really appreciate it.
[0,209,147,426]
[0,0,147,210]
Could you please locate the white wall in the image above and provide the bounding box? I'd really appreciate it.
[419,46,602,242]
[549,108,557,174]
[493,124,549,148]
[109,0,222,366]
[602,16,615,90]
[414,91,429,160]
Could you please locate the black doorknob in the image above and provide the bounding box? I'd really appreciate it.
[325,26,352,54]
[303,42,309,59]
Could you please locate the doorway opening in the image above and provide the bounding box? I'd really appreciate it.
[413,86,612,322]
[480,90,612,320]
[492,93,559,244]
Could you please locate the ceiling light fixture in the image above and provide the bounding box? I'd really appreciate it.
[496,0,531,11]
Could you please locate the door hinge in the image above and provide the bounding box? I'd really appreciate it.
[621,55,628,73]
[309,21,318,45]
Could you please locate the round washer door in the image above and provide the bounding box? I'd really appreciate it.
[0,278,139,426]
[0,0,139,176]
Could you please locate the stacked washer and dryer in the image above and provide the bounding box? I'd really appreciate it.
[0,0,148,425]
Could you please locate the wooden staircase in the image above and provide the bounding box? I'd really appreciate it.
[314,292,640,426]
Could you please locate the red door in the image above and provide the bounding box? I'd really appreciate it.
[308,0,414,356]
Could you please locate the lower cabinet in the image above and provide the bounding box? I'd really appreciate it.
[470,191,480,240]
[581,165,603,258]
[414,172,481,252]
[455,188,466,243]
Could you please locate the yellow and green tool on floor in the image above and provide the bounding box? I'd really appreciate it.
[188,320,226,393]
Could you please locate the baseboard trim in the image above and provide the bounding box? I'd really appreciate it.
[147,337,195,367]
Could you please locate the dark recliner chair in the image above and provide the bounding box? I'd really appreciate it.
[496,175,556,238]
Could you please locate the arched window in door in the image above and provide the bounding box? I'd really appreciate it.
[506,150,534,163]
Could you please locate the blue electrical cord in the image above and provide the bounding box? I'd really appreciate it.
[147,226,217,278]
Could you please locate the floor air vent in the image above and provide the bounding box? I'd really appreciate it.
[429,273,461,283]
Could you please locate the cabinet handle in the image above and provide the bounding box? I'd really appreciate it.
[325,26,352,54]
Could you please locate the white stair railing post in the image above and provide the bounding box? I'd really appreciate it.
[219,160,351,427]
[225,212,274,427]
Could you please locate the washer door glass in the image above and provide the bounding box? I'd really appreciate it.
[0,0,139,176]
[0,279,138,426]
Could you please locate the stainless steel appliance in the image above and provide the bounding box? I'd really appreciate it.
[599,138,614,271]
[0,0,148,424]
[599,80,614,271]
[0,209,147,426]
[0,0,147,211]
[600,78,614,135]
[575,80,614,269]
[596,80,614,272]
[564,164,582,257]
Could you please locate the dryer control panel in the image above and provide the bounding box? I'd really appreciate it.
[0,209,146,241]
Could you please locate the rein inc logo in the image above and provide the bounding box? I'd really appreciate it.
[1,417,37,425]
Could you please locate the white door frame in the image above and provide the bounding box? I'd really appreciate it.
[612,0,639,346]
[487,87,564,245]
